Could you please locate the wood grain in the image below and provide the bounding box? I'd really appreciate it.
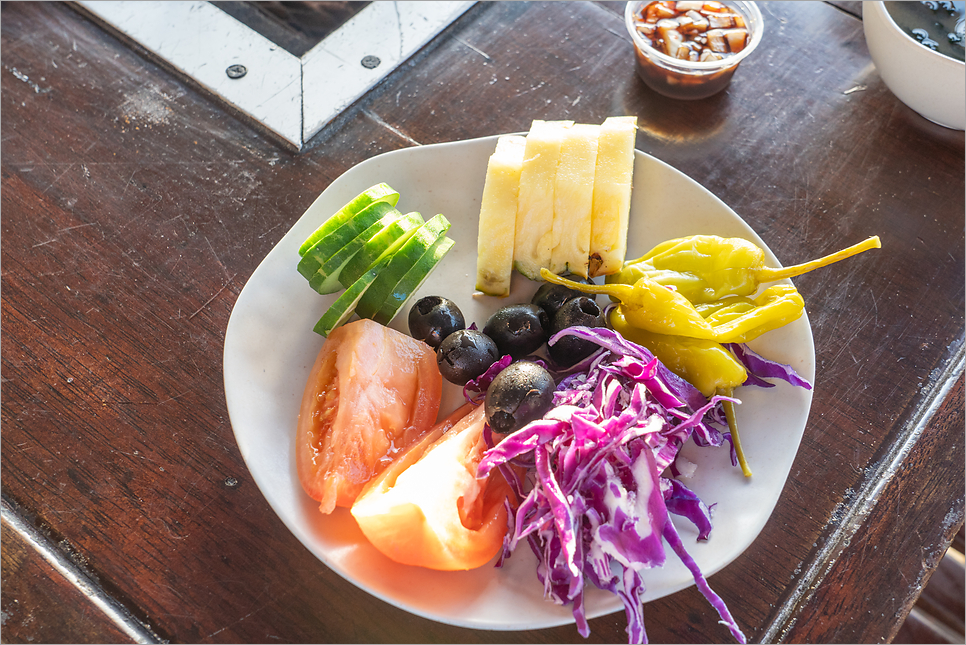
[1,492,164,644]
[1,1,963,643]
[780,374,965,643]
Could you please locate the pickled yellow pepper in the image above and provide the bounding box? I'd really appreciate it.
[694,284,805,344]
[540,269,807,344]
[610,307,755,477]
[607,235,881,304]
[609,309,747,397]
[543,234,881,480]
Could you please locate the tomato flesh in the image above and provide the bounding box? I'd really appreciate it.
[351,403,513,571]
[296,319,442,514]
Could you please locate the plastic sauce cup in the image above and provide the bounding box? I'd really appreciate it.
[625,1,764,100]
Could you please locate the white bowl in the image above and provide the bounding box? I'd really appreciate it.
[862,1,965,130]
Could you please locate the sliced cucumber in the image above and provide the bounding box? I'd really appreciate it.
[372,235,455,326]
[313,253,393,337]
[297,201,397,286]
[355,214,452,321]
[307,206,407,294]
[339,211,424,289]
[299,183,399,257]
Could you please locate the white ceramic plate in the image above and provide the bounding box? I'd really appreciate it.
[223,134,815,631]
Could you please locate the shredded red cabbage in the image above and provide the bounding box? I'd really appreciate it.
[477,326,747,645]
[726,342,812,391]
[464,354,514,404]
[465,354,555,404]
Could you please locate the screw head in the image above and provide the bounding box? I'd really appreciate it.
[226,64,247,79]
[361,55,381,69]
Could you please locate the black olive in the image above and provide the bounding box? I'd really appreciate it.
[408,296,465,349]
[436,329,500,386]
[482,304,550,359]
[548,296,607,367]
[484,361,555,434]
[531,274,596,319]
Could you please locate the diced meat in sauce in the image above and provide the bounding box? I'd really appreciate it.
[634,1,749,62]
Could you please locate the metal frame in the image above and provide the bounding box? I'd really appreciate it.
[76,1,475,150]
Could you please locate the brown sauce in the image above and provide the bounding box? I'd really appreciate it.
[632,1,750,62]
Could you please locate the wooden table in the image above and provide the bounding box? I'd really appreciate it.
[2,2,963,643]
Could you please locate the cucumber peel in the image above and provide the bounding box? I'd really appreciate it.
[372,234,455,326]
[298,186,455,334]
[299,183,399,257]
[313,253,393,337]
[306,206,407,295]
[339,211,424,289]
[297,201,397,285]
[355,214,452,321]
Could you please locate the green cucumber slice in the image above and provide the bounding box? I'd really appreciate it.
[297,201,397,286]
[312,253,393,337]
[339,211,424,289]
[355,214,452,322]
[298,183,399,257]
[306,206,407,294]
[372,235,455,326]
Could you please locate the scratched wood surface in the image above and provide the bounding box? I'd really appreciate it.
[1,522,128,644]
[1,2,963,644]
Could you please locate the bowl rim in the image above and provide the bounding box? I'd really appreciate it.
[624,0,764,70]
[866,0,965,69]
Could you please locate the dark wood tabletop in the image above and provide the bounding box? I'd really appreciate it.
[2,1,963,643]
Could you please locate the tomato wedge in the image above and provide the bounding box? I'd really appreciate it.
[351,403,513,571]
[296,319,442,514]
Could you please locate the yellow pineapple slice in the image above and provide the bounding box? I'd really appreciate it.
[513,120,574,280]
[549,123,600,278]
[475,135,527,296]
[589,116,637,277]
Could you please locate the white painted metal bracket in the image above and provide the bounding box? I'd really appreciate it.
[76,1,475,150]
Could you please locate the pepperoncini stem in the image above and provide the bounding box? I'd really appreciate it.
[756,236,881,283]
[720,387,752,478]
[540,268,639,300]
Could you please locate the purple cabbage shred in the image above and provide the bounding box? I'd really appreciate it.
[726,343,812,391]
[478,326,747,645]
[464,354,514,404]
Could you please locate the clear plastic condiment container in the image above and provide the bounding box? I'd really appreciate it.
[624,1,764,100]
